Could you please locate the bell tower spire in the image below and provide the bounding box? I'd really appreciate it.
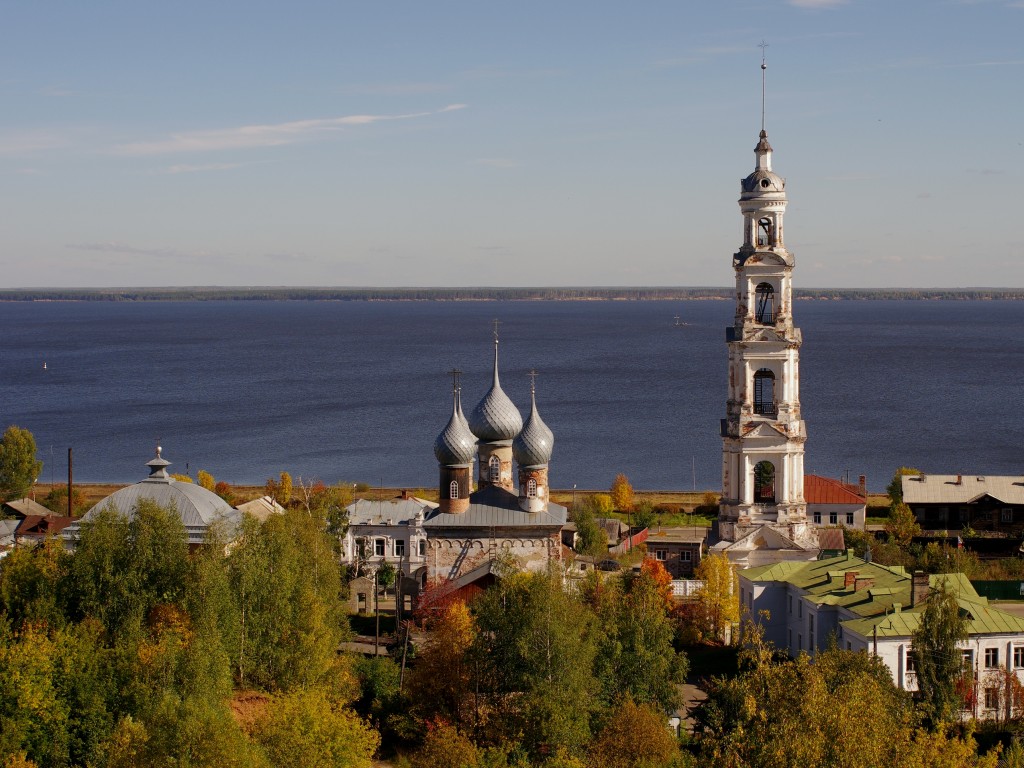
[717,54,816,558]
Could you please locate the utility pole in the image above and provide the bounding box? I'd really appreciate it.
[67,448,73,517]
[374,568,380,657]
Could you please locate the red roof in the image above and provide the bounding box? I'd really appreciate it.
[804,475,866,505]
[816,528,847,550]
[16,515,75,538]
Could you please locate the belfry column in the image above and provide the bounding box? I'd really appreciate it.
[718,125,811,546]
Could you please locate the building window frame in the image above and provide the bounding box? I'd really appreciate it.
[829,511,838,525]
[394,539,406,558]
[846,512,855,525]
[450,480,459,499]
[488,455,500,482]
[418,539,426,557]
[526,478,537,498]
[813,511,821,524]
[680,550,692,562]
[985,648,999,668]
[655,549,667,561]
[374,538,385,557]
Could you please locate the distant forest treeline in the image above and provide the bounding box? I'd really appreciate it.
[1,287,1023,301]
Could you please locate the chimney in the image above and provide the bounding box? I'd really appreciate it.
[911,571,930,607]
[854,577,875,591]
[956,474,962,486]
[844,572,859,590]
[859,475,866,494]
[400,489,409,500]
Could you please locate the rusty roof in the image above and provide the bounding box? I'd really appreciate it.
[816,528,847,551]
[805,474,866,505]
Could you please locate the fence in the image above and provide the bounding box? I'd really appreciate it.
[671,579,705,598]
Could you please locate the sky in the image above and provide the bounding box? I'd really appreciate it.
[1,1,1022,289]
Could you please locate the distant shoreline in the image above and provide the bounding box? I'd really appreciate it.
[2,287,1023,302]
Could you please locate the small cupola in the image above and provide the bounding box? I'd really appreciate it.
[514,372,554,513]
[145,445,173,483]
[469,333,523,443]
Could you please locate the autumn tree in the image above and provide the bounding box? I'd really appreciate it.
[887,501,922,546]
[610,474,634,513]
[411,720,478,768]
[587,698,680,768]
[632,499,657,531]
[170,473,193,483]
[197,470,216,491]
[692,551,739,643]
[912,579,971,728]
[42,486,88,516]
[408,601,476,726]
[0,426,43,502]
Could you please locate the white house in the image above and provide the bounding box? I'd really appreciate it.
[804,474,867,530]
[739,552,1024,720]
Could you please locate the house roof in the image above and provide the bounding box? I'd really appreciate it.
[816,528,847,551]
[17,515,75,538]
[805,475,866,505]
[3,497,54,518]
[646,527,707,545]
[713,524,813,553]
[347,497,436,526]
[424,485,567,529]
[902,474,1024,506]
[743,552,1024,639]
[236,495,286,522]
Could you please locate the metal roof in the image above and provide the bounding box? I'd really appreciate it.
[805,475,866,505]
[434,392,477,466]
[743,553,1024,639]
[646,527,707,544]
[2,498,54,517]
[347,497,435,526]
[468,340,523,442]
[424,485,566,529]
[902,474,1024,506]
[512,389,553,467]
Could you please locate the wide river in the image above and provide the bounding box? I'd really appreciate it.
[0,299,1019,493]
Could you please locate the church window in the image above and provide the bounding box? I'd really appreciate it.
[450,480,459,499]
[754,283,776,324]
[753,369,776,417]
[488,456,500,482]
[757,217,774,247]
[754,461,776,504]
[527,478,538,498]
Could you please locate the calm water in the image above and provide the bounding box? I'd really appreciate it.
[0,300,1020,493]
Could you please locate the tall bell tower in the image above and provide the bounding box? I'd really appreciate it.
[717,53,816,556]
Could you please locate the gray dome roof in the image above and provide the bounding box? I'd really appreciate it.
[513,390,554,467]
[68,447,238,546]
[434,392,476,466]
[469,341,522,442]
[741,168,784,194]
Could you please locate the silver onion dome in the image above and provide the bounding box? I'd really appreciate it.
[469,338,523,442]
[513,385,554,467]
[434,389,476,466]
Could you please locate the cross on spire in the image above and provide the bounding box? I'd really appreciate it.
[492,318,501,343]
[448,368,463,396]
[759,40,769,134]
[528,369,538,396]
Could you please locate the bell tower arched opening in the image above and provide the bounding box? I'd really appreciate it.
[753,369,776,417]
[755,282,775,324]
[754,461,776,504]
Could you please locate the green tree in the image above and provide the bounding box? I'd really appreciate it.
[408,601,476,726]
[0,539,67,630]
[632,499,657,532]
[0,426,43,503]
[887,466,922,506]
[912,579,971,728]
[571,498,607,560]
[471,570,600,759]
[592,560,687,712]
[610,473,634,513]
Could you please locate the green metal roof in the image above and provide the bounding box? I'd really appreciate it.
[741,554,1024,639]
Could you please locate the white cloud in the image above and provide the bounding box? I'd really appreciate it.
[114,104,467,156]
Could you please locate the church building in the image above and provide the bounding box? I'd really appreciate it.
[424,333,567,589]
[712,74,820,567]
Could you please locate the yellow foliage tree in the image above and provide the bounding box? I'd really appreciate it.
[693,552,739,643]
[408,601,476,726]
[588,698,679,768]
[278,471,293,506]
[197,470,215,491]
[411,720,478,768]
[610,473,634,512]
[170,473,193,483]
[253,688,379,768]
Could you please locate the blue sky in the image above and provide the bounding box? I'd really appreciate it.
[2,1,1022,288]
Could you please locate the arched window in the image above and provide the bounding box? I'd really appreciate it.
[757,217,774,247]
[449,480,459,499]
[755,283,775,324]
[754,461,776,504]
[488,455,500,482]
[526,478,538,498]
[753,369,776,417]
